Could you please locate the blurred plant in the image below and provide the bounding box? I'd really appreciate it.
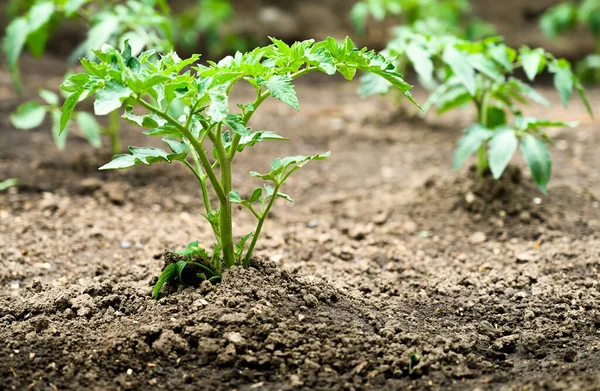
[57,38,419,297]
[350,0,495,40]
[174,0,250,57]
[540,0,600,81]
[10,89,119,152]
[361,35,592,192]
[3,0,174,152]
[3,0,173,94]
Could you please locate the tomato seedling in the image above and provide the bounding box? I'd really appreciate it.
[540,0,600,80]
[350,0,495,40]
[361,34,593,193]
[58,37,419,297]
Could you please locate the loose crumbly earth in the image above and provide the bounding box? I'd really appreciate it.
[1,56,600,391]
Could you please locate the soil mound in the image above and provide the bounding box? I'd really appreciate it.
[411,166,600,240]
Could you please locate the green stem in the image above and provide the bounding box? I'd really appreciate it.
[228,90,271,161]
[109,110,120,154]
[181,159,212,217]
[213,123,235,268]
[476,89,492,176]
[476,145,489,177]
[137,97,226,203]
[243,182,281,266]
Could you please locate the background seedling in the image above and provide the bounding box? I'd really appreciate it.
[58,37,419,298]
[540,0,600,81]
[361,34,592,193]
[350,0,495,40]
[3,0,241,152]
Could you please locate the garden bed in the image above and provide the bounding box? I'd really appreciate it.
[1,57,600,390]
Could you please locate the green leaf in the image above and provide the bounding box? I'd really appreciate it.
[520,134,552,194]
[453,125,494,170]
[61,73,91,93]
[468,53,504,82]
[27,1,55,32]
[248,188,262,203]
[520,47,546,81]
[94,80,132,116]
[224,114,248,135]
[357,72,392,97]
[486,106,507,128]
[575,80,594,118]
[0,178,20,191]
[173,241,211,261]
[235,233,254,261]
[39,89,59,106]
[10,101,46,129]
[443,45,476,96]
[207,86,229,122]
[153,263,178,299]
[549,59,574,107]
[407,42,434,88]
[488,127,518,179]
[4,17,28,92]
[122,106,164,128]
[51,110,68,150]
[75,112,102,148]
[265,75,299,111]
[99,144,186,170]
[26,27,49,58]
[175,260,187,284]
[65,0,91,16]
[60,90,84,134]
[229,190,243,203]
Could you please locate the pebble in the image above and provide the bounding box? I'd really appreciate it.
[469,232,487,244]
[224,332,244,346]
[307,219,320,228]
[120,241,132,249]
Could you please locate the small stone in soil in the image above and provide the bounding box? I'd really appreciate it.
[307,219,320,228]
[469,231,487,244]
[120,241,131,249]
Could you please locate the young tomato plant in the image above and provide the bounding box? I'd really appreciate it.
[363,35,592,193]
[540,0,600,81]
[59,38,419,298]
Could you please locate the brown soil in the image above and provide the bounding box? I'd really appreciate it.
[1,56,600,391]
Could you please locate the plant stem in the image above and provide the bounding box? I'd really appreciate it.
[213,123,235,268]
[476,89,492,176]
[137,97,226,203]
[476,145,489,177]
[228,90,271,161]
[109,110,120,154]
[243,182,281,266]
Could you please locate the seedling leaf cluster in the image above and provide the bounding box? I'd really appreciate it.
[350,0,496,40]
[58,37,418,298]
[361,33,592,192]
[540,0,600,80]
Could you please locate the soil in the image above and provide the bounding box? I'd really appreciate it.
[1,56,600,391]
